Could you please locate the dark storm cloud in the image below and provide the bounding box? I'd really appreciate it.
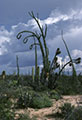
[0,0,82,29]
[0,53,13,65]
[0,0,82,73]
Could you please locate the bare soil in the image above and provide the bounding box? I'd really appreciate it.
[15,95,82,120]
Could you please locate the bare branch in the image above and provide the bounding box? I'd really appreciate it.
[45,24,47,37]
[61,30,77,76]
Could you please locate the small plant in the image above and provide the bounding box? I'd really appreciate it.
[0,95,15,120]
[49,90,62,100]
[59,103,74,119]
[55,75,80,95]
[2,70,6,80]
[18,113,37,120]
[53,103,82,120]
[67,106,82,120]
[17,92,31,108]
[30,93,52,109]
[16,55,20,77]
[16,91,52,109]
[32,67,34,82]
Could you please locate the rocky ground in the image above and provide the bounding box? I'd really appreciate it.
[16,95,82,120]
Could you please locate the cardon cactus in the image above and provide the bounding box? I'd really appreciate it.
[16,55,20,77]
[2,70,6,80]
[16,12,50,81]
[32,67,34,82]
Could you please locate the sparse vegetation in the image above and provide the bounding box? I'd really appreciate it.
[59,103,74,119]
[67,106,82,120]
[17,11,81,89]
[53,103,82,120]
[0,11,82,119]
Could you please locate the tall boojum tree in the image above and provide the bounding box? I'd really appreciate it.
[17,11,81,89]
[17,11,50,81]
[61,30,77,76]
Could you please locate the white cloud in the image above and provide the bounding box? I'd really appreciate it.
[72,49,82,58]
[0,26,11,55]
[56,49,82,74]
[43,9,82,25]
[27,9,82,29]
[0,8,82,74]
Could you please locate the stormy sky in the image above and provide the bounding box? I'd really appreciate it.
[0,0,82,74]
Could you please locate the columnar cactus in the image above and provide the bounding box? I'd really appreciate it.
[16,12,50,79]
[34,38,38,81]
[37,66,40,80]
[16,55,20,77]
[2,70,6,80]
[32,67,34,82]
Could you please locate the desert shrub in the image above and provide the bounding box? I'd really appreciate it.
[0,78,18,98]
[48,103,82,120]
[0,94,35,120]
[53,103,75,119]
[17,91,52,109]
[32,82,49,91]
[49,90,62,100]
[18,114,37,120]
[0,95,15,120]
[77,75,82,94]
[18,75,33,86]
[30,93,52,108]
[56,76,73,95]
[78,75,82,85]
[56,75,80,95]
[67,106,82,120]
[16,91,31,108]
[59,103,74,119]
[9,79,18,87]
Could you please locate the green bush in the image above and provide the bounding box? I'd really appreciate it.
[56,75,80,95]
[0,95,15,120]
[0,94,36,120]
[17,92,31,108]
[30,93,52,109]
[67,106,82,120]
[49,90,62,100]
[18,114,37,120]
[17,92,52,109]
[59,103,74,119]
